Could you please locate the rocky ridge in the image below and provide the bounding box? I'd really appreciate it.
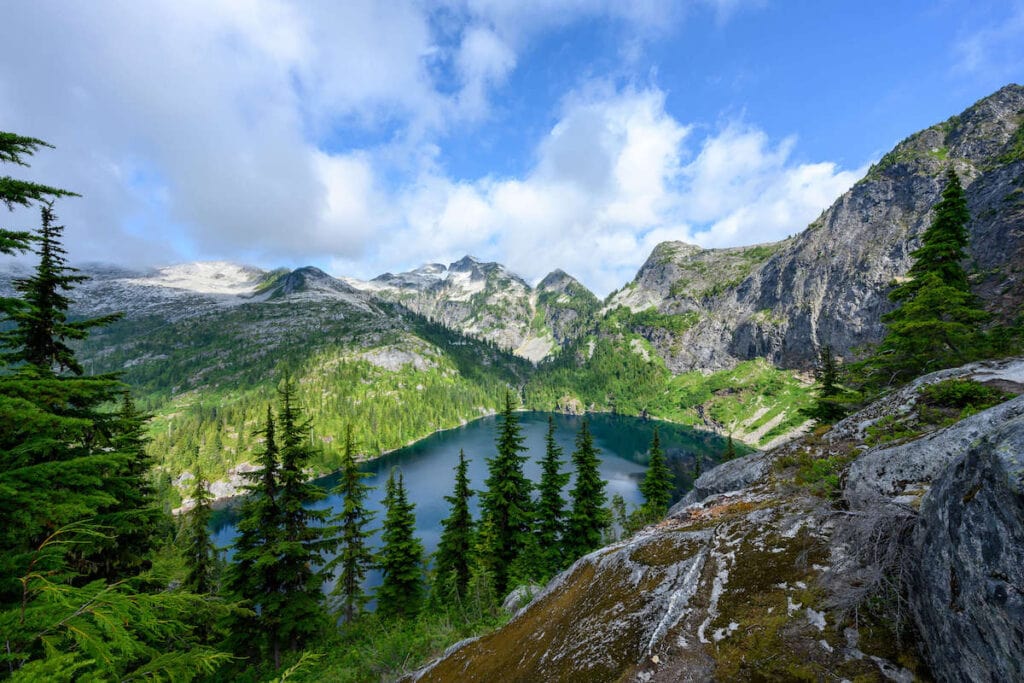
[607,84,1024,373]
[413,357,1024,682]
[345,256,599,361]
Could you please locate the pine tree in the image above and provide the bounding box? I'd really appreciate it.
[377,468,424,621]
[807,344,848,422]
[565,420,610,560]
[434,449,475,601]
[0,207,151,595]
[864,169,990,386]
[89,393,162,580]
[1,205,121,373]
[327,424,376,623]
[272,378,334,655]
[639,427,674,517]
[479,391,533,595]
[227,407,284,663]
[535,416,569,574]
[181,464,218,596]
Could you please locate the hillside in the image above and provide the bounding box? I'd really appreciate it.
[0,262,533,496]
[346,256,599,361]
[413,358,1024,682]
[604,84,1024,372]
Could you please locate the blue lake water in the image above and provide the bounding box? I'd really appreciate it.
[210,411,729,592]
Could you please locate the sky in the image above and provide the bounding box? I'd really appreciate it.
[1,1,1023,296]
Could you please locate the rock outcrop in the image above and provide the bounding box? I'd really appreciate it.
[346,257,598,361]
[909,415,1024,682]
[607,84,1024,372]
[414,357,1024,681]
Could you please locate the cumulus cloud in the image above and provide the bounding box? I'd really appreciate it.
[0,0,856,297]
[349,86,861,296]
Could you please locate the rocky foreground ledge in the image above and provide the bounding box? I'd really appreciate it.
[410,358,1024,682]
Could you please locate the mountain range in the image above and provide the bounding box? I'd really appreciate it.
[2,83,1022,494]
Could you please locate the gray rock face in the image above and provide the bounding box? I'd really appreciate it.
[609,84,1024,372]
[909,414,1024,683]
[668,450,770,513]
[351,257,598,360]
[845,394,1024,509]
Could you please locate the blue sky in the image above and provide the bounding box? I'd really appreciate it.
[1,0,1022,295]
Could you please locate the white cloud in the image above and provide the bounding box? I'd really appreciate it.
[362,86,860,296]
[0,0,852,297]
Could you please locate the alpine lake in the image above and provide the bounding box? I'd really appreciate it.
[210,411,735,594]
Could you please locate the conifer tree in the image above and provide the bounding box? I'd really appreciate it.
[639,427,674,517]
[1,205,121,373]
[535,416,569,574]
[479,392,533,595]
[181,465,218,596]
[272,378,334,654]
[807,344,848,422]
[565,420,610,560]
[227,407,284,663]
[434,449,475,600]
[0,206,148,594]
[377,468,424,621]
[864,169,990,386]
[327,425,376,623]
[88,393,162,580]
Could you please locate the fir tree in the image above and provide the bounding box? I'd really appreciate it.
[181,464,218,596]
[89,393,162,581]
[639,427,674,517]
[807,344,848,422]
[227,407,284,663]
[434,449,475,601]
[0,206,150,595]
[565,420,610,560]
[479,392,533,595]
[863,169,990,386]
[327,425,376,623]
[1,205,121,373]
[535,416,570,574]
[272,378,335,656]
[377,468,424,621]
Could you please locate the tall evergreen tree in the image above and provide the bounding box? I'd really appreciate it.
[639,427,674,517]
[272,378,335,655]
[227,407,284,664]
[434,449,476,600]
[0,205,150,594]
[181,464,217,596]
[565,420,610,560]
[327,425,376,623]
[807,344,848,422]
[479,391,533,595]
[535,416,569,574]
[377,468,424,621]
[1,205,120,373]
[863,169,990,386]
[88,393,162,581]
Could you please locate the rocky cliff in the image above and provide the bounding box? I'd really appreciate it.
[608,84,1024,373]
[413,358,1024,681]
[346,256,598,361]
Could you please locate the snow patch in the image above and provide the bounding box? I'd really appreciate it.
[128,261,262,295]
